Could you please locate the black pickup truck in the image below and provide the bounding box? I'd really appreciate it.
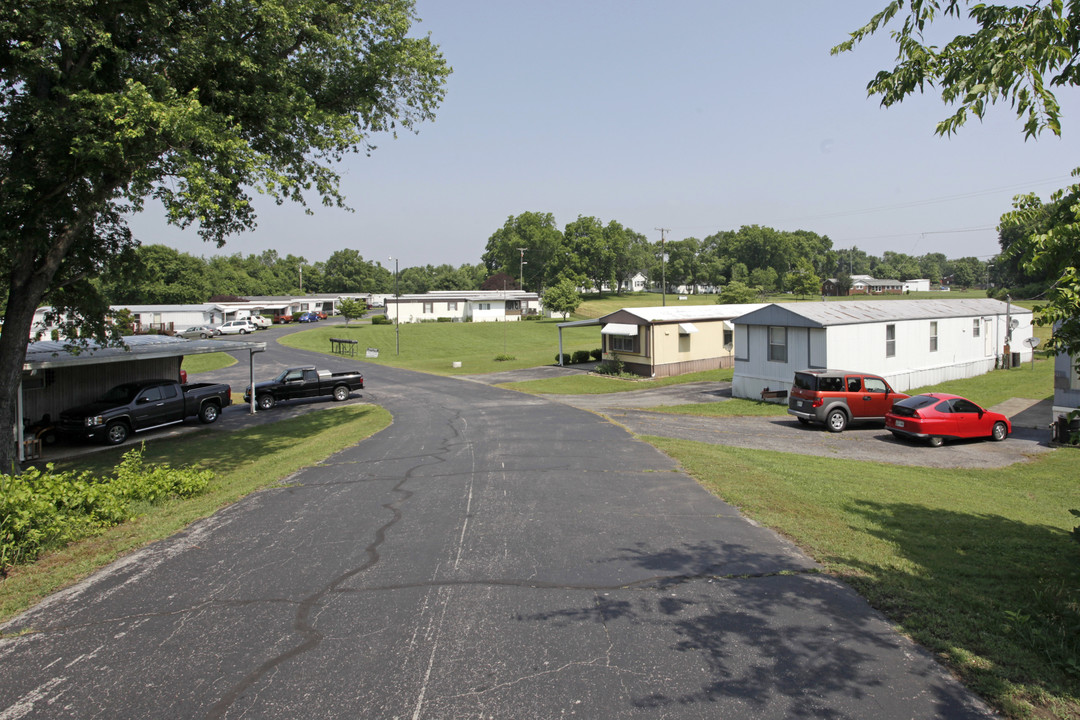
[244,366,364,410]
[59,379,232,445]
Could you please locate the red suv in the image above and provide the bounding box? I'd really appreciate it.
[787,369,909,433]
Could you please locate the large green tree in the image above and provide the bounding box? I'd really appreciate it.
[835,0,1080,367]
[0,0,450,470]
[482,212,564,293]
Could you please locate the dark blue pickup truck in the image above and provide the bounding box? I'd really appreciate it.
[59,379,232,445]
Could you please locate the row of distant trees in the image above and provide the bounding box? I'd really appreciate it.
[482,212,999,297]
[94,219,1031,307]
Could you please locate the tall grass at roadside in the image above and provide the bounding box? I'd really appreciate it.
[648,436,1080,719]
[0,403,390,623]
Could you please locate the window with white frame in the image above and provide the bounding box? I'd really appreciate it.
[610,335,635,353]
[478,302,491,311]
[886,324,895,357]
[767,326,787,362]
[423,302,433,313]
[930,321,938,352]
[972,319,980,337]
[448,301,458,311]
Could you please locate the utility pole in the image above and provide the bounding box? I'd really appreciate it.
[518,248,528,291]
[655,227,670,306]
[388,256,399,355]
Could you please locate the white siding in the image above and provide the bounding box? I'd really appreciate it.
[733,311,1034,399]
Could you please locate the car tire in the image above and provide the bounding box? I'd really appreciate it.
[199,402,220,424]
[257,394,275,411]
[991,421,1008,441]
[826,409,848,433]
[240,328,248,334]
[200,332,208,339]
[333,385,349,402]
[105,421,130,445]
[797,417,810,426]
[928,436,944,447]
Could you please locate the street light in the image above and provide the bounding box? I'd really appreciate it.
[388,256,399,355]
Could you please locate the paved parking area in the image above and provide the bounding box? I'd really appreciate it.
[464,372,1056,469]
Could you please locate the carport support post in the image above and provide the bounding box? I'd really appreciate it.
[248,347,264,414]
[558,327,564,366]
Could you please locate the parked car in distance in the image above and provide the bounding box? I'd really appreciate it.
[275,314,293,324]
[217,319,257,335]
[58,379,232,445]
[886,393,1010,447]
[243,366,364,409]
[314,310,327,320]
[246,315,272,329]
[788,369,909,433]
[296,312,319,323]
[178,325,218,339]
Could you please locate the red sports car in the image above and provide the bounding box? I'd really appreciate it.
[885,393,1010,447]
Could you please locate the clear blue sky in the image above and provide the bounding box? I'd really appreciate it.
[130,1,1080,269]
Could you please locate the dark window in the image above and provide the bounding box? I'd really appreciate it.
[847,377,862,392]
[819,376,843,392]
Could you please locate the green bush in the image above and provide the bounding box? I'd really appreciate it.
[371,314,392,325]
[494,354,516,361]
[590,348,602,361]
[0,446,213,575]
[436,317,452,323]
[556,353,571,365]
[594,358,625,375]
[572,350,592,364]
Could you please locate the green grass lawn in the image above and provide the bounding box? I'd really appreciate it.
[181,352,237,374]
[277,319,601,375]
[648,436,1080,719]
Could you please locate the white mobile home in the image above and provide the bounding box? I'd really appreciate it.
[385,291,540,323]
[731,299,1033,400]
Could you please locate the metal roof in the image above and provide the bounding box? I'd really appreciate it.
[24,334,265,370]
[734,299,1031,328]
[600,303,769,325]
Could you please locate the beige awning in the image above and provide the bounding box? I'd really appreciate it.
[678,322,698,335]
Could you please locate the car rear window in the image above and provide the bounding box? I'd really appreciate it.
[895,395,938,410]
[793,373,817,391]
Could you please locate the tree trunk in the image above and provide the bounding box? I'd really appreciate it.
[0,228,84,474]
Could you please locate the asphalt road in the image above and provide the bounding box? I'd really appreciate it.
[1,327,998,719]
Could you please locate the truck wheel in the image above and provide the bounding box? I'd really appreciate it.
[105,421,130,445]
[333,385,349,402]
[199,402,220,424]
[257,394,275,411]
[826,409,848,433]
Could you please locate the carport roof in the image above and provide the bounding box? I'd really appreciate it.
[734,299,1030,328]
[23,334,265,370]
